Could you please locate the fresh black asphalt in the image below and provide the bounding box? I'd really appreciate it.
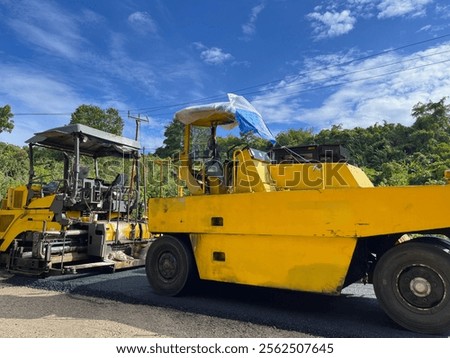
[4,268,446,338]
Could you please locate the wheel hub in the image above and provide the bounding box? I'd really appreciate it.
[409,277,431,297]
[398,265,445,309]
[158,252,178,280]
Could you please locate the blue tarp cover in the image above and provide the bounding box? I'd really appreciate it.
[175,94,276,143]
[229,93,276,143]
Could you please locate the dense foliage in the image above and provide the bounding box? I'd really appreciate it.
[1,98,449,200]
[0,105,14,134]
[71,104,124,136]
[154,118,184,159]
[153,98,450,187]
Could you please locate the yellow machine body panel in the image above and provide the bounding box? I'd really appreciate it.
[149,182,450,293]
[232,149,274,193]
[101,221,150,243]
[0,209,61,252]
[0,187,60,252]
[269,162,374,190]
[190,233,356,294]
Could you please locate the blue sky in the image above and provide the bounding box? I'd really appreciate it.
[1,0,450,151]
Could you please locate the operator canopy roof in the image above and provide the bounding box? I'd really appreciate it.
[26,123,141,158]
[175,93,276,143]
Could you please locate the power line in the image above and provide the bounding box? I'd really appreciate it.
[230,48,450,99]
[251,57,450,102]
[15,54,450,119]
[141,56,450,119]
[131,33,450,114]
[15,112,72,116]
[12,33,450,118]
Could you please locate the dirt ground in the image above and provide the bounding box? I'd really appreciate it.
[0,272,167,338]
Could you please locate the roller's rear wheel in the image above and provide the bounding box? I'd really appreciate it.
[373,241,450,334]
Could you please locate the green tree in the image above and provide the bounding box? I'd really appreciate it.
[71,105,124,135]
[32,146,65,182]
[217,135,246,159]
[144,154,179,198]
[375,161,409,186]
[276,128,315,147]
[0,143,28,199]
[247,134,273,150]
[405,98,450,184]
[150,98,450,189]
[154,119,184,158]
[0,105,14,133]
[412,97,449,132]
[410,98,450,151]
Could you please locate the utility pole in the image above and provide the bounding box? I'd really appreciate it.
[128,112,149,220]
[128,111,149,141]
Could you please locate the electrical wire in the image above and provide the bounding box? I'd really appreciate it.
[130,55,450,119]
[13,33,450,118]
[129,33,450,114]
[226,48,450,100]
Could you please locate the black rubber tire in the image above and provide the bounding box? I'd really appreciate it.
[145,236,196,296]
[373,241,450,334]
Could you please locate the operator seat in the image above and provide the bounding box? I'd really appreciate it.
[102,173,129,212]
[204,135,225,194]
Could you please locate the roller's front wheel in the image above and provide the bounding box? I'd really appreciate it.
[145,236,196,296]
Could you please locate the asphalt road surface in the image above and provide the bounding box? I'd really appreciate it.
[3,267,448,338]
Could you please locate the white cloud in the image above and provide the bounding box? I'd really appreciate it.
[128,11,158,34]
[0,66,81,114]
[4,1,181,96]
[201,48,233,65]
[4,1,87,60]
[306,0,434,38]
[418,24,432,32]
[80,9,105,24]
[377,0,432,18]
[436,3,450,19]
[139,130,165,153]
[346,0,377,12]
[250,43,450,133]
[307,10,356,39]
[9,21,80,59]
[0,64,83,146]
[0,0,211,152]
[242,2,266,38]
[193,43,234,65]
[104,33,158,94]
